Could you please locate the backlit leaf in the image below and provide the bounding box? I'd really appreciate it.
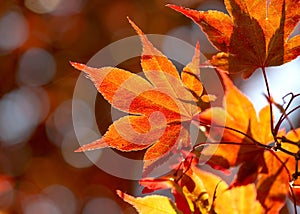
[167,5,233,53]
[168,0,300,78]
[71,20,206,174]
[214,184,264,214]
[139,153,267,213]
[117,190,182,214]
[181,42,203,99]
[197,70,297,212]
[198,71,259,169]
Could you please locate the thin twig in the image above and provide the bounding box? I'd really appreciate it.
[261,67,275,137]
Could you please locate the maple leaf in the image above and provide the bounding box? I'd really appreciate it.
[139,155,264,213]
[193,168,264,214]
[168,0,300,78]
[195,71,299,212]
[140,154,210,214]
[117,190,182,214]
[213,183,265,214]
[70,19,208,174]
[181,42,203,100]
[279,129,300,205]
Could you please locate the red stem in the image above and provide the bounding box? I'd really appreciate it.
[261,67,275,138]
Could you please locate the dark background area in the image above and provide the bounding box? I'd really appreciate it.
[0,0,221,213]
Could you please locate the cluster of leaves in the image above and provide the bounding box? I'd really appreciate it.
[71,0,300,213]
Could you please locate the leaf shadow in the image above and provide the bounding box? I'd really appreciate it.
[265,0,285,66]
[257,157,288,211]
[227,0,266,76]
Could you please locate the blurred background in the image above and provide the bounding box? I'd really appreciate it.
[0,0,299,213]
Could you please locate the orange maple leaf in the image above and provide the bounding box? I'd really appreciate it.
[139,154,265,213]
[117,190,182,214]
[196,71,300,212]
[168,0,300,78]
[71,19,208,174]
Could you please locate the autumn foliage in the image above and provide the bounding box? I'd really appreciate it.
[71,0,300,213]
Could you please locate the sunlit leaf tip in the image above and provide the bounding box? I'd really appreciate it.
[194,41,200,59]
[127,17,165,59]
[69,61,86,71]
[116,189,124,198]
[74,146,86,153]
[127,17,144,37]
[74,139,108,152]
[166,4,191,15]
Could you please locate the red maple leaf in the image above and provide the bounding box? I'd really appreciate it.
[168,0,300,78]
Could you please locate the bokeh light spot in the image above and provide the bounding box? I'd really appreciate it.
[23,195,61,214]
[48,99,96,148]
[0,11,28,53]
[0,87,49,146]
[25,0,84,15]
[82,197,122,214]
[51,0,85,16]
[17,48,56,87]
[61,130,101,168]
[43,185,77,214]
[25,0,61,14]
[72,99,96,131]
[53,100,74,137]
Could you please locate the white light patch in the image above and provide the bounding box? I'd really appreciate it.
[17,48,56,87]
[23,195,61,214]
[240,58,300,127]
[25,0,61,14]
[43,185,77,214]
[51,0,85,16]
[0,87,49,146]
[71,99,95,131]
[53,100,74,137]
[0,11,28,53]
[25,0,84,15]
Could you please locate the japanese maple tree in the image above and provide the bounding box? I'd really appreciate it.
[71,0,300,213]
